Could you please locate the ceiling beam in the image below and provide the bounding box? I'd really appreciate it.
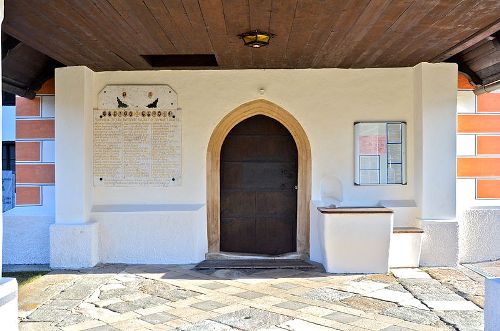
[448,55,483,85]
[2,79,36,99]
[1,34,20,59]
[432,18,500,62]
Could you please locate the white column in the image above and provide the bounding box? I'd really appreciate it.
[413,62,459,266]
[0,1,20,329]
[50,66,98,268]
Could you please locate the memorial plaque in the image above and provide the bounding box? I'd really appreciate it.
[94,85,181,187]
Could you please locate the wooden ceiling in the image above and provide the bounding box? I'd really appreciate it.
[2,0,500,95]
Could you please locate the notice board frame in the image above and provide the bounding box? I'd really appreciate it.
[354,121,407,186]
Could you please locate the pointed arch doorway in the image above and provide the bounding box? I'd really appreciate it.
[206,100,311,257]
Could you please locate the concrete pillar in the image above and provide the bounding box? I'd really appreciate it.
[485,278,500,331]
[413,63,459,266]
[50,66,99,268]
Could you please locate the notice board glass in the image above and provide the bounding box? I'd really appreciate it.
[354,122,407,185]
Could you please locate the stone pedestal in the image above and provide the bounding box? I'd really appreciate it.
[485,278,500,331]
[0,278,18,331]
[50,222,99,269]
[420,219,458,267]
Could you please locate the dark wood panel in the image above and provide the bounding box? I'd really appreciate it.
[222,162,296,190]
[220,191,255,218]
[220,115,297,255]
[220,217,256,253]
[255,217,296,255]
[256,191,297,217]
[222,135,297,162]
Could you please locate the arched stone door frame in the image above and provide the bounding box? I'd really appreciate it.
[206,99,312,256]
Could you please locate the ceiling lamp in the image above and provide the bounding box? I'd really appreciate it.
[238,30,274,48]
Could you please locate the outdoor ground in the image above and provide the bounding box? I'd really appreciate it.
[13,262,492,331]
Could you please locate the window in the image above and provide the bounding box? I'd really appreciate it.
[2,141,15,172]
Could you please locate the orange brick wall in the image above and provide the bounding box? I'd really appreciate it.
[16,142,41,161]
[456,72,500,199]
[15,79,55,206]
[15,186,41,205]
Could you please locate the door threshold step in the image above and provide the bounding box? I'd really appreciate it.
[206,251,306,260]
[194,259,316,270]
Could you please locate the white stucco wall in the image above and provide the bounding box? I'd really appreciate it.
[459,208,500,263]
[3,184,55,265]
[52,63,457,266]
[90,68,416,207]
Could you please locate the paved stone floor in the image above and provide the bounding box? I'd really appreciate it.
[465,259,500,278]
[17,264,486,331]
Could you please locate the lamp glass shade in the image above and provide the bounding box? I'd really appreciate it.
[239,31,273,48]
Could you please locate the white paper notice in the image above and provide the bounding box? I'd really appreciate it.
[387,164,402,184]
[388,144,402,163]
[387,123,402,143]
[359,155,379,170]
[359,169,380,184]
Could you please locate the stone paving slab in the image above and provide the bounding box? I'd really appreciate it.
[16,264,488,331]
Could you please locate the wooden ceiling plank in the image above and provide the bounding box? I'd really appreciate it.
[129,0,179,54]
[72,0,152,69]
[248,0,272,68]
[341,0,413,68]
[198,0,233,67]
[327,0,393,68]
[477,67,500,85]
[312,0,371,68]
[160,0,196,52]
[3,14,88,68]
[221,0,252,68]
[379,0,463,67]
[47,0,138,70]
[285,0,327,68]
[143,0,191,53]
[182,0,214,54]
[21,0,116,70]
[360,0,443,67]
[91,0,153,55]
[468,50,500,72]
[266,0,297,68]
[461,40,497,63]
[295,1,348,68]
[3,1,96,66]
[106,0,168,54]
[397,1,500,66]
[461,39,495,60]
[433,18,500,63]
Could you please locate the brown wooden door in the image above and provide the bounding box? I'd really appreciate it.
[220,115,298,255]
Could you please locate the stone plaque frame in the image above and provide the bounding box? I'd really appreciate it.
[93,85,181,187]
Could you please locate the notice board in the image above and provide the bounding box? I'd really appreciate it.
[354,122,406,185]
